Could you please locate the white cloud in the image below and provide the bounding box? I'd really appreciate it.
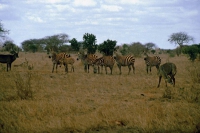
[73,0,97,7]
[101,5,123,12]
[0,4,8,10]
[25,0,69,4]
[26,14,45,23]
[105,0,140,5]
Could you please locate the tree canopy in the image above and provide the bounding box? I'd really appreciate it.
[0,21,9,38]
[82,33,97,54]
[69,38,81,51]
[168,32,194,47]
[182,44,200,61]
[21,33,69,52]
[98,39,117,56]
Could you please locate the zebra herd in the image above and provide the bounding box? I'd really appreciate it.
[48,50,177,88]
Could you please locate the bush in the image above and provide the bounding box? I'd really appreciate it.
[182,45,199,61]
[15,72,34,100]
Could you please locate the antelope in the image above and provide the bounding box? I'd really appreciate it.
[143,52,161,74]
[0,50,19,71]
[59,57,75,73]
[157,62,177,88]
[114,52,135,75]
[48,49,70,73]
[77,51,98,73]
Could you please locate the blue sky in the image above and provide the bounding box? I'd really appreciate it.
[0,0,199,49]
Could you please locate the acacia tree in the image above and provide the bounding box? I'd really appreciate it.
[82,33,97,54]
[144,42,156,52]
[168,32,194,53]
[0,21,9,37]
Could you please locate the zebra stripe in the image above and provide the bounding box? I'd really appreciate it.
[49,51,71,73]
[144,52,161,74]
[93,57,104,74]
[77,51,98,73]
[60,57,75,73]
[114,53,135,75]
[103,56,115,74]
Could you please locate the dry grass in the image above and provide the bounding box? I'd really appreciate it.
[0,52,200,133]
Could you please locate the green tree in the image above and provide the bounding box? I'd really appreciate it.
[182,45,200,61]
[98,39,117,56]
[44,33,69,52]
[151,49,156,54]
[144,42,156,52]
[129,42,145,57]
[119,44,129,55]
[59,45,72,52]
[168,32,194,53]
[3,40,18,51]
[83,33,97,54]
[69,38,81,51]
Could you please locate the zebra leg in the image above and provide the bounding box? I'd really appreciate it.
[87,64,90,73]
[117,64,121,74]
[146,65,148,74]
[84,64,87,72]
[150,66,152,73]
[72,65,74,72]
[156,65,159,71]
[55,64,58,73]
[52,63,55,73]
[65,64,68,73]
[110,66,113,75]
[132,64,135,74]
[128,65,131,75]
[157,76,162,88]
[105,66,108,74]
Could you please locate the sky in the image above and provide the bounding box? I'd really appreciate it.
[0,0,200,49]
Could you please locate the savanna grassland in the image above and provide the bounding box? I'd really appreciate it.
[0,52,200,133]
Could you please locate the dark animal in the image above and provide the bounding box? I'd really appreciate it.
[0,51,19,71]
[157,62,177,88]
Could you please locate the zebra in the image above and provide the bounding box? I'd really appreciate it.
[114,52,135,75]
[48,49,71,73]
[143,52,161,74]
[157,62,177,88]
[77,51,98,73]
[103,56,115,74]
[93,57,104,74]
[59,57,75,73]
[0,50,19,71]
